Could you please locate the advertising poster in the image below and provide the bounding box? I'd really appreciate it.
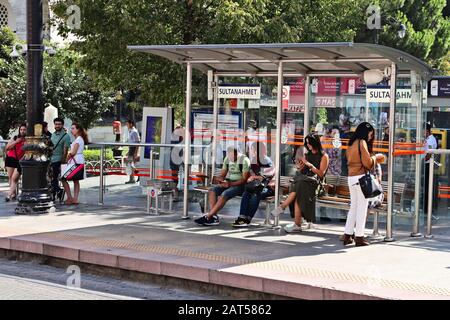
[144,116,162,159]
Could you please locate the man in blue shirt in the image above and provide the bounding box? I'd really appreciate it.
[50,118,71,201]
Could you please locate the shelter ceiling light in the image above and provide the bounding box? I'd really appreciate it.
[363,69,384,85]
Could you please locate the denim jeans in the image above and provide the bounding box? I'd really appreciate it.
[210,185,245,200]
[239,188,274,221]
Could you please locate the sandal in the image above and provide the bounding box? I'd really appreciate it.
[64,199,74,205]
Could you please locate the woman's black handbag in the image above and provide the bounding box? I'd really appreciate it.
[245,177,269,194]
[358,142,382,199]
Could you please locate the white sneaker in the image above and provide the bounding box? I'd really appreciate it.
[271,206,284,217]
[284,223,302,233]
[306,222,317,230]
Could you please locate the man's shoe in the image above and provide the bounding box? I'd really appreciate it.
[232,217,250,228]
[194,215,208,226]
[284,223,302,233]
[194,214,220,226]
[125,180,136,184]
[204,215,220,226]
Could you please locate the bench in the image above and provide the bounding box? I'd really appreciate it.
[317,175,407,237]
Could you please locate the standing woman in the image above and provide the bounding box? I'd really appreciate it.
[4,124,26,202]
[343,122,385,246]
[62,123,88,205]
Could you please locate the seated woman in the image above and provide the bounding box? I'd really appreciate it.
[272,133,329,233]
[233,142,275,228]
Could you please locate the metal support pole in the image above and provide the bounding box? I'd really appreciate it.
[210,74,219,181]
[273,61,284,228]
[411,71,423,237]
[425,153,435,238]
[182,62,193,219]
[99,145,104,205]
[149,149,154,180]
[304,75,310,136]
[385,63,396,242]
[26,0,44,135]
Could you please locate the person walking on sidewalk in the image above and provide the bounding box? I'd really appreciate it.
[4,123,26,202]
[125,120,141,184]
[61,123,88,205]
[342,122,385,246]
[50,118,71,202]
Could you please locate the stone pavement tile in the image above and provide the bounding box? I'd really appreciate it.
[117,252,162,275]
[79,247,135,268]
[160,256,234,283]
[9,238,44,255]
[209,269,264,292]
[262,278,325,300]
[43,243,80,261]
[0,237,10,250]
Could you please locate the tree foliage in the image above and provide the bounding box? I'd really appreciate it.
[50,0,449,115]
[0,28,113,137]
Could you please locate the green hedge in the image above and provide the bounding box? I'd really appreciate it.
[83,149,114,161]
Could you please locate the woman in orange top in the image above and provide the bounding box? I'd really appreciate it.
[343,122,385,246]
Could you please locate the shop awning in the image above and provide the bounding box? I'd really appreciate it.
[128,42,435,78]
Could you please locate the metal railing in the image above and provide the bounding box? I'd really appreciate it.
[89,141,210,219]
[425,148,449,238]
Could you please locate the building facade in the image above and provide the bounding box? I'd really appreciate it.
[0,0,50,40]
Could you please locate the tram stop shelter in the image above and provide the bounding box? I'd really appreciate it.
[128,42,435,240]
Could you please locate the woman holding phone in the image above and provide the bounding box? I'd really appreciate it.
[272,134,329,232]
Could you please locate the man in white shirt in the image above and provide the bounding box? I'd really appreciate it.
[424,123,438,212]
[125,120,141,184]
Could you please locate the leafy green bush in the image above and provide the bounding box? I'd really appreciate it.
[83,149,114,161]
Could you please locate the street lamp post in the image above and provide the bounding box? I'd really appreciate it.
[16,0,54,215]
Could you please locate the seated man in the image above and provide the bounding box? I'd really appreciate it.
[233,142,275,227]
[195,146,250,226]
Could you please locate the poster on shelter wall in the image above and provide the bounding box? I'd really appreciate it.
[191,111,243,163]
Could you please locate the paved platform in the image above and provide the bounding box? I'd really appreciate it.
[1,178,450,300]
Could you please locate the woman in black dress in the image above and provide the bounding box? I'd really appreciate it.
[272,133,329,232]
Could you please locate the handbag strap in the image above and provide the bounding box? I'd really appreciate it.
[53,133,67,150]
[358,140,370,174]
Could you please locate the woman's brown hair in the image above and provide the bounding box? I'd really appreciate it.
[72,122,89,144]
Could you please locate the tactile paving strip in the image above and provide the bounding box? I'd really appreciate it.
[35,232,450,297]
